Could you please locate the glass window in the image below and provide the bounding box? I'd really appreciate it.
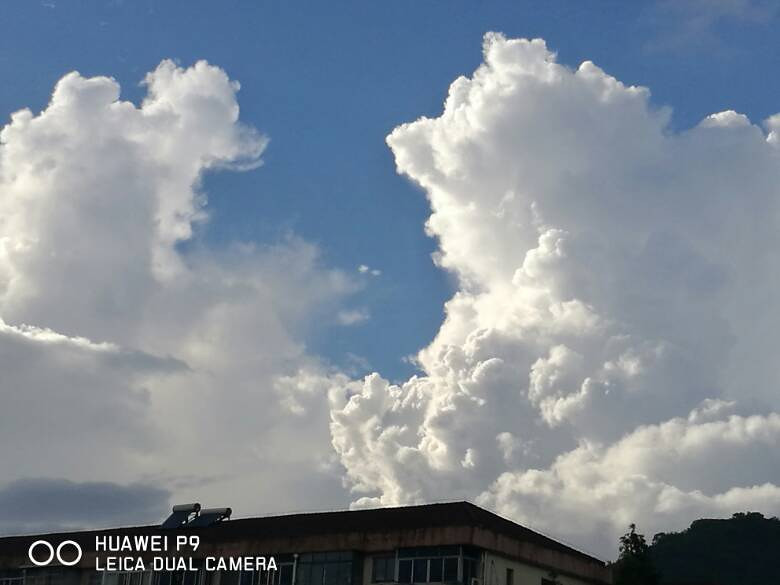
[322,565,336,585]
[394,548,477,583]
[372,557,394,582]
[279,565,293,585]
[310,565,324,585]
[398,561,412,584]
[462,560,476,584]
[323,563,349,585]
[442,559,458,583]
[338,563,352,585]
[221,573,240,585]
[412,560,427,583]
[297,555,351,585]
[428,559,443,583]
[297,564,311,585]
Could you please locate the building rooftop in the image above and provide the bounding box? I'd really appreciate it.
[0,501,609,584]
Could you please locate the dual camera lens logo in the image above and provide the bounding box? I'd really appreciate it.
[28,540,83,567]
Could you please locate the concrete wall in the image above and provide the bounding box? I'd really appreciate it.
[469,529,606,584]
[481,552,596,585]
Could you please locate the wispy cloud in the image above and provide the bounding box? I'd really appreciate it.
[645,0,778,52]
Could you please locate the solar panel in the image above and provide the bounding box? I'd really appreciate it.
[187,507,232,527]
[161,503,201,529]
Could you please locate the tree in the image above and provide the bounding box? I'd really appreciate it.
[612,524,659,585]
[649,512,780,584]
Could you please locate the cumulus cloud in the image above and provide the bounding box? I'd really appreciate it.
[478,412,780,555]
[5,35,780,559]
[328,33,780,557]
[0,60,267,342]
[0,60,355,532]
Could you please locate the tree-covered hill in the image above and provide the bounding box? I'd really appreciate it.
[649,512,780,585]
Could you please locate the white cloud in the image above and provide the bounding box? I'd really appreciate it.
[478,412,780,556]
[358,264,381,276]
[0,60,355,529]
[0,317,173,481]
[336,308,370,326]
[328,33,780,557]
[647,0,778,52]
[5,36,780,558]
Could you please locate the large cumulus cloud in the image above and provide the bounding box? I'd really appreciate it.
[328,33,780,557]
[0,60,357,531]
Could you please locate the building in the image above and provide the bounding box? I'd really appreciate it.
[0,502,611,585]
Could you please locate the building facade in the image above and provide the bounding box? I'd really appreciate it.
[0,503,611,585]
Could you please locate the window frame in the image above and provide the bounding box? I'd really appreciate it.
[371,556,396,583]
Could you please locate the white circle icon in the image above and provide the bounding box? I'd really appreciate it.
[28,540,54,566]
[56,541,82,566]
[28,540,82,567]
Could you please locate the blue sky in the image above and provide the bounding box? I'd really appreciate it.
[3,0,778,381]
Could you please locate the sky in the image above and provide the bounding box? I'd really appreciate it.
[1,0,780,560]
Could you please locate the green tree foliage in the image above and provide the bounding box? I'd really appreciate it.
[612,524,659,585]
[649,512,780,585]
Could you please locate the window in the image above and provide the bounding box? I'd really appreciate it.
[219,574,240,585]
[428,560,442,583]
[279,565,294,585]
[152,573,171,585]
[182,571,198,585]
[413,560,427,583]
[396,547,473,584]
[505,569,513,585]
[398,561,412,584]
[296,552,354,585]
[247,560,293,585]
[0,573,23,585]
[104,573,152,585]
[442,559,458,583]
[462,560,476,585]
[22,569,83,585]
[372,557,395,582]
